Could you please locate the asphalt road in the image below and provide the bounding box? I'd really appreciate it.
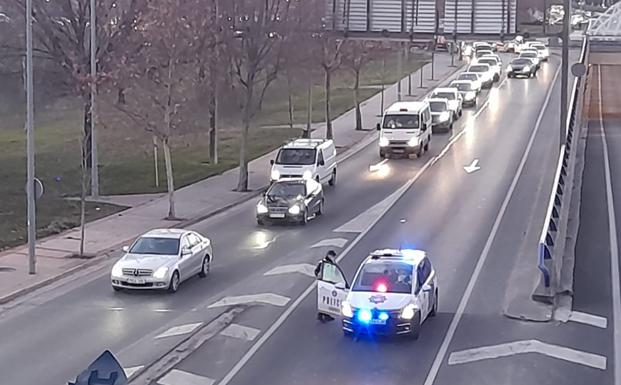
[1,52,604,385]
[157,53,612,385]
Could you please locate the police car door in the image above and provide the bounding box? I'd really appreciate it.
[416,258,434,321]
[316,260,349,317]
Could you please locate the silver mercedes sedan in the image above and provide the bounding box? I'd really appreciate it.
[111,228,213,293]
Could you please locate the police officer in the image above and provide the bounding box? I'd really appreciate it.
[316,250,337,323]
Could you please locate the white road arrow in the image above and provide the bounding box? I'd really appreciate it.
[448,339,606,370]
[464,159,481,174]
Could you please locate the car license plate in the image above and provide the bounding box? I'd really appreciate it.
[127,277,145,284]
[393,149,404,153]
[370,319,387,325]
[270,213,285,218]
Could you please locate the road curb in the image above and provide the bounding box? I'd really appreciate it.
[0,57,466,305]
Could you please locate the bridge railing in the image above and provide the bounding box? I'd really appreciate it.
[533,35,590,303]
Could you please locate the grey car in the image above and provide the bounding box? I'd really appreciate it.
[111,229,213,293]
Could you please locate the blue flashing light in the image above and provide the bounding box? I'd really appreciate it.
[378,312,389,321]
[358,309,372,324]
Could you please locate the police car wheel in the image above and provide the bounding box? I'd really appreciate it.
[430,290,438,317]
[410,312,421,340]
[343,329,354,338]
[317,200,324,216]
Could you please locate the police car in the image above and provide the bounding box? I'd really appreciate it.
[315,249,438,339]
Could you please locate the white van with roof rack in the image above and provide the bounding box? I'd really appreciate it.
[376,101,432,159]
[270,138,337,186]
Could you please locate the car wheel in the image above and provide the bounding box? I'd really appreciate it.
[424,141,429,152]
[257,218,264,226]
[449,122,454,131]
[328,169,336,186]
[458,109,462,118]
[198,255,210,278]
[430,290,438,317]
[410,312,421,340]
[379,151,386,159]
[316,199,324,216]
[416,146,423,158]
[168,271,180,293]
[112,286,122,292]
[343,329,354,338]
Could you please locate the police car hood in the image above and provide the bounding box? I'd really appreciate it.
[348,291,412,311]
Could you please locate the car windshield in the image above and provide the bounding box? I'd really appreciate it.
[352,261,414,294]
[433,92,455,100]
[458,73,478,81]
[512,59,532,66]
[521,53,537,59]
[267,182,305,198]
[275,148,316,165]
[475,51,491,57]
[478,59,496,66]
[382,114,419,129]
[429,101,447,112]
[469,65,489,73]
[532,44,545,50]
[129,237,180,255]
[452,82,473,91]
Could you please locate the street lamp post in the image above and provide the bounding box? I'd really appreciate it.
[560,0,569,149]
[26,0,36,274]
[90,0,99,197]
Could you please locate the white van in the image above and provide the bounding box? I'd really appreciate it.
[377,101,432,159]
[270,139,337,186]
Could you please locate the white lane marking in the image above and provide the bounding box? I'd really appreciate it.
[107,307,124,311]
[264,264,316,277]
[252,231,278,250]
[220,323,261,341]
[369,159,389,172]
[207,293,290,308]
[464,159,481,174]
[597,64,621,382]
[157,369,215,385]
[333,184,410,233]
[569,311,608,329]
[216,62,510,385]
[123,366,144,379]
[423,63,562,385]
[448,340,607,370]
[310,238,349,249]
[155,322,203,339]
[154,309,174,313]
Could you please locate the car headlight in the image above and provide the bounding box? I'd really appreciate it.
[256,202,268,214]
[439,111,450,122]
[288,204,301,215]
[524,65,531,72]
[379,136,389,147]
[153,266,169,279]
[111,263,123,277]
[342,301,353,318]
[473,81,481,89]
[407,137,419,147]
[465,91,476,100]
[400,304,417,320]
[302,170,312,180]
[506,65,513,72]
[270,169,280,181]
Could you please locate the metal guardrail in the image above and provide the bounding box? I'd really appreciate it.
[535,36,589,302]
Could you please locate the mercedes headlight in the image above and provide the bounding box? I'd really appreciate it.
[400,304,417,320]
[288,204,301,215]
[407,137,419,147]
[506,65,513,72]
[342,301,353,318]
[153,266,169,279]
[524,65,531,72]
[439,111,450,122]
[111,263,123,277]
[465,91,476,100]
[302,170,312,180]
[270,169,280,181]
[379,136,389,147]
[256,202,268,214]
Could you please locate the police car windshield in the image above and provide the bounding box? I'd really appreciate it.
[267,183,305,198]
[129,237,180,255]
[352,261,414,294]
[429,101,447,112]
[382,114,419,129]
[275,148,316,165]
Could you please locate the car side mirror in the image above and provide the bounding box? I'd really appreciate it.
[318,159,325,166]
[181,247,191,257]
[122,246,129,252]
[376,123,381,131]
[270,159,275,166]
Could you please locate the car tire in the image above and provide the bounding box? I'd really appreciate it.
[449,122,454,131]
[458,109,462,118]
[198,255,210,278]
[430,290,438,317]
[317,199,324,216]
[410,312,421,340]
[343,329,354,338]
[112,286,122,292]
[379,151,386,159]
[424,141,429,152]
[257,218,264,226]
[328,169,336,186]
[168,271,180,293]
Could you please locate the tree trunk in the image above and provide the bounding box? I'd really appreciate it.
[286,70,294,130]
[117,87,126,105]
[79,135,88,257]
[354,67,362,130]
[208,90,217,164]
[237,82,254,192]
[324,69,333,139]
[83,101,92,170]
[162,138,176,219]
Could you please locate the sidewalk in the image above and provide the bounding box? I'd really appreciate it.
[0,52,464,303]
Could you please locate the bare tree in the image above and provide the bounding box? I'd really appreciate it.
[342,40,373,131]
[221,0,291,192]
[314,33,343,139]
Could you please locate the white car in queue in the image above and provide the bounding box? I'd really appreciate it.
[449,80,478,107]
[426,98,454,133]
[477,56,501,82]
[429,87,462,119]
[111,229,212,293]
[467,63,494,88]
[377,101,432,159]
[316,249,438,339]
[270,138,337,186]
[456,72,482,94]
